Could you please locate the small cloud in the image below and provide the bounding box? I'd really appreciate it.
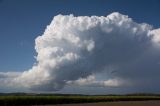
[67,75,128,88]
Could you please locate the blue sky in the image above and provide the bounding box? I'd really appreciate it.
[0,0,160,94]
[0,0,160,72]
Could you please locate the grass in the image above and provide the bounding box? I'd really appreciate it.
[0,95,160,106]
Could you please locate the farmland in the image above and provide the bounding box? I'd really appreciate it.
[51,101,160,106]
[0,94,160,106]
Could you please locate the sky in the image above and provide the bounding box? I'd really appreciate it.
[0,0,160,94]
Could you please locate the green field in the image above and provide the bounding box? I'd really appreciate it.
[0,95,160,106]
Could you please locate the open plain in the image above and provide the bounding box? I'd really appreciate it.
[51,101,160,106]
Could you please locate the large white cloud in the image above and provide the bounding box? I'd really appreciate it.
[1,12,160,92]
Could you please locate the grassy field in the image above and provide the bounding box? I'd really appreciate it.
[50,101,160,106]
[0,95,160,106]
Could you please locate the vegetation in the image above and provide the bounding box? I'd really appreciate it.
[0,95,160,106]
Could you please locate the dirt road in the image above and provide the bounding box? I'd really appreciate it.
[49,101,160,106]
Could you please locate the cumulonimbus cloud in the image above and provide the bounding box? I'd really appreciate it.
[0,12,160,92]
